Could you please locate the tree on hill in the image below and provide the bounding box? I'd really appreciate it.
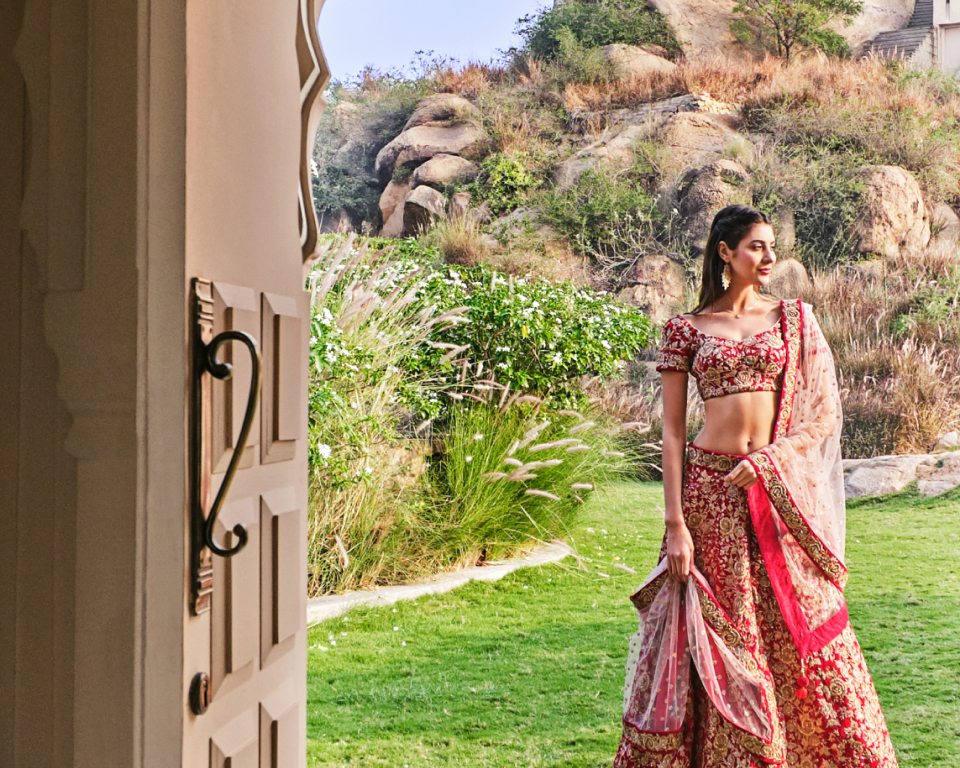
[731,0,863,60]
[515,0,682,62]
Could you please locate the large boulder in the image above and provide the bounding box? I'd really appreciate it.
[933,431,960,453]
[655,112,752,182]
[765,258,812,300]
[646,0,743,58]
[402,185,447,237]
[601,44,678,79]
[616,254,687,323]
[915,453,960,497]
[557,94,741,190]
[379,180,412,238]
[675,159,752,253]
[448,191,473,218]
[842,454,936,498]
[567,92,739,137]
[403,93,480,131]
[851,165,929,259]
[318,209,358,235]
[931,202,960,248]
[375,122,484,186]
[412,154,479,190]
[554,123,649,191]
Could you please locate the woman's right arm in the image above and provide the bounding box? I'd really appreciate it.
[661,370,694,582]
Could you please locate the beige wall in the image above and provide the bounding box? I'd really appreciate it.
[2,0,187,764]
[2,0,326,764]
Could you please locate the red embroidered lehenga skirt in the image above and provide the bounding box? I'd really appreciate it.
[614,444,899,767]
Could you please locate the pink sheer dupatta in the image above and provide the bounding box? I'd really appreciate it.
[622,299,849,748]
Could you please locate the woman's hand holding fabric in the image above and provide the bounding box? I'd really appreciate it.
[665,520,694,583]
[724,459,759,489]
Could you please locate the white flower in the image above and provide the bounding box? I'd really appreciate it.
[465,455,473,463]
[316,443,332,460]
[473,433,484,441]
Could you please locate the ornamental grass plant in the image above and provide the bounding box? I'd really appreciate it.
[426,392,632,565]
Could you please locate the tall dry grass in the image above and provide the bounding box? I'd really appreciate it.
[810,245,960,456]
[425,214,492,268]
[558,54,960,119]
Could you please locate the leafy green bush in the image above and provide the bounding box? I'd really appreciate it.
[473,153,541,215]
[515,0,681,61]
[539,168,658,258]
[405,265,652,411]
[550,27,616,85]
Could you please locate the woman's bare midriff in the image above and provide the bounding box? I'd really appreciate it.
[692,389,780,456]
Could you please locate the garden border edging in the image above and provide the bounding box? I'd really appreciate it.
[307,540,573,626]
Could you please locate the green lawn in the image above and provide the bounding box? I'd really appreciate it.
[306,481,960,767]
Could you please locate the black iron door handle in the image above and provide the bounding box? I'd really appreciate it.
[201,330,261,557]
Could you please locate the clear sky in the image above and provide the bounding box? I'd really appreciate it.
[318,0,551,82]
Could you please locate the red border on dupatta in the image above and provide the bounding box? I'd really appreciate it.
[746,299,849,657]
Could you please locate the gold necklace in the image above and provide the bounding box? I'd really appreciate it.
[713,297,761,319]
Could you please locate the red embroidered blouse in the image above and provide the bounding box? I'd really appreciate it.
[655,307,787,401]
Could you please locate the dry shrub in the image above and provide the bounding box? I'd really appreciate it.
[489,109,538,155]
[890,340,960,453]
[435,61,502,99]
[426,214,492,268]
[556,54,960,129]
[514,56,546,86]
[809,253,960,457]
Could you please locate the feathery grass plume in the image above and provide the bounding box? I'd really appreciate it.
[425,399,628,565]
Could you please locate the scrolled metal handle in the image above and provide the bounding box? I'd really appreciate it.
[203,330,261,557]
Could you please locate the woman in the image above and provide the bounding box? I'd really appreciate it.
[614,205,898,767]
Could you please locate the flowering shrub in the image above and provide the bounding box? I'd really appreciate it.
[406,265,652,412]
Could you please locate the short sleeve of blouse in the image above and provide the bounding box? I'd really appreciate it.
[656,316,696,373]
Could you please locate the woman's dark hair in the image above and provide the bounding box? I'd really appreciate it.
[691,204,772,315]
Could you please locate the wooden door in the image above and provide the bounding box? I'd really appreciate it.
[181,1,328,766]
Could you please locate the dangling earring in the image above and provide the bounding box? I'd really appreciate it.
[721,261,732,290]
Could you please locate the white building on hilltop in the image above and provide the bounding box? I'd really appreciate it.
[861,0,960,73]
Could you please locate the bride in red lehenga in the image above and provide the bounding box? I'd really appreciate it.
[614,205,899,767]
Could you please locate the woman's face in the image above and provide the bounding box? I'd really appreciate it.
[721,223,776,287]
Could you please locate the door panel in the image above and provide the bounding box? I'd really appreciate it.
[261,292,303,464]
[210,709,259,768]
[260,702,300,768]
[261,487,301,667]
[211,496,260,696]
[212,283,259,473]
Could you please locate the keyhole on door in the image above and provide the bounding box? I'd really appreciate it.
[190,672,212,716]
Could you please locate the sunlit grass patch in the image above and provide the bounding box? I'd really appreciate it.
[307,481,960,766]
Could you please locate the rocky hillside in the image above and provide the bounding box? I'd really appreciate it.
[650,0,916,58]
[312,26,960,458]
